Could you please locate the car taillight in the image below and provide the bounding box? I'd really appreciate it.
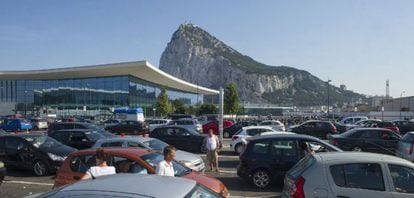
[232,135,239,141]
[410,141,414,155]
[330,139,338,146]
[290,176,305,198]
[331,125,337,133]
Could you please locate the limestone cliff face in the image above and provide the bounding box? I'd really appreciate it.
[160,24,365,106]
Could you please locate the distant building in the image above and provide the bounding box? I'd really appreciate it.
[340,84,347,90]
[370,95,387,107]
[382,96,414,112]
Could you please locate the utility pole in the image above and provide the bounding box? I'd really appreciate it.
[327,79,332,120]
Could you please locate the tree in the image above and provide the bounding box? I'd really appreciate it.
[224,83,240,114]
[172,99,186,114]
[198,103,217,115]
[156,89,171,116]
[186,105,196,115]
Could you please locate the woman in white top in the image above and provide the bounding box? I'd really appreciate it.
[82,148,116,180]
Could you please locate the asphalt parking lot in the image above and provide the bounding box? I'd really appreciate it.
[0,138,281,198]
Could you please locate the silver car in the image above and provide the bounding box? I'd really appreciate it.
[283,152,414,198]
[396,131,414,162]
[92,136,205,172]
[34,174,221,198]
[170,118,203,132]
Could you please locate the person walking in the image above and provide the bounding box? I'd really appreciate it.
[204,129,221,172]
[156,145,176,176]
[82,148,116,180]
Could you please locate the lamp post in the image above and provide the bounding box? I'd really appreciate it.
[400,91,405,120]
[24,90,28,117]
[381,106,384,121]
[326,80,332,120]
[152,108,156,119]
[354,107,358,116]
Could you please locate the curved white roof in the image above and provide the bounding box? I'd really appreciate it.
[0,61,219,95]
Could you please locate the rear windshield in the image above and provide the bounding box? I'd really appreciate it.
[402,133,414,143]
[287,155,316,179]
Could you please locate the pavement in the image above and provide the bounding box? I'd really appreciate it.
[0,138,281,198]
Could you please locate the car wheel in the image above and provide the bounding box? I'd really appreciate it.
[251,169,272,189]
[33,160,49,176]
[235,143,243,155]
[351,146,362,152]
[223,132,230,138]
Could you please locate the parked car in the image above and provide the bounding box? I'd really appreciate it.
[202,120,234,135]
[30,118,48,130]
[198,114,218,125]
[40,174,222,198]
[349,119,400,133]
[334,122,347,133]
[259,120,286,131]
[396,131,414,162]
[0,161,5,185]
[240,121,259,127]
[339,116,369,125]
[346,119,382,130]
[0,118,32,132]
[102,119,121,128]
[282,152,414,198]
[49,129,107,150]
[92,136,205,172]
[53,148,229,197]
[0,133,76,176]
[48,122,114,138]
[150,126,206,153]
[170,118,203,132]
[237,134,341,188]
[169,114,197,120]
[289,120,337,139]
[394,120,414,134]
[223,123,243,138]
[105,120,149,135]
[230,126,275,154]
[329,128,401,154]
[148,119,172,131]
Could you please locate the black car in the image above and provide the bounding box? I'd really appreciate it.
[49,129,107,150]
[0,161,5,185]
[289,120,338,139]
[237,134,341,188]
[394,120,414,134]
[150,126,205,153]
[223,123,243,138]
[0,133,76,176]
[105,120,149,135]
[48,122,114,138]
[329,128,401,154]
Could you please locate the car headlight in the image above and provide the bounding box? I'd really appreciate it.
[179,160,196,169]
[48,153,66,161]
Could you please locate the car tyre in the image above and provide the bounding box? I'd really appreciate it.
[235,143,243,155]
[223,131,230,138]
[33,160,49,176]
[251,169,272,189]
[351,146,362,152]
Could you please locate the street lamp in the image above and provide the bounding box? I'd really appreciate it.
[400,91,405,120]
[381,106,384,121]
[24,90,28,117]
[326,80,332,120]
[152,108,156,119]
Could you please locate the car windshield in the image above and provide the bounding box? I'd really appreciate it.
[84,131,105,142]
[141,153,190,177]
[24,136,62,148]
[402,134,414,143]
[185,184,221,198]
[143,139,169,152]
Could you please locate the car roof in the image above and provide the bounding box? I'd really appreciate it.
[243,126,273,130]
[52,122,90,125]
[56,129,96,132]
[49,174,195,197]
[70,147,153,157]
[96,136,152,142]
[1,132,46,138]
[154,125,188,129]
[315,152,412,165]
[352,127,394,132]
[249,133,320,141]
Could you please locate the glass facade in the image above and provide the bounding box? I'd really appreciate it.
[0,75,203,116]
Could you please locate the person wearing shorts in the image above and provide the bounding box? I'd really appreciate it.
[204,129,220,172]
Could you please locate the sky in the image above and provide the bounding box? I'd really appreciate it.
[0,0,413,98]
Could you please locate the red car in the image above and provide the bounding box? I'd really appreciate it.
[54,148,229,197]
[202,120,234,135]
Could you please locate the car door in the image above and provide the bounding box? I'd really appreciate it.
[379,130,400,154]
[269,139,300,182]
[358,130,384,153]
[388,164,414,197]
[329,163,392,198]
[5,137,33,169]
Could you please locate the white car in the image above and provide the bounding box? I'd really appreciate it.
[346,119,381,130]
[339,116,368,126]
[148,119,172,131]
[230,126,275,154]
[283,152,414,198]
[259,120,286,131]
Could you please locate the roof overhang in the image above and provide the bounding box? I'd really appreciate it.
[0,61,219,95]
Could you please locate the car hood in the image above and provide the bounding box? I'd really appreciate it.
[175,150,202,163]
[40,144,76,157]
[183,171,226,194]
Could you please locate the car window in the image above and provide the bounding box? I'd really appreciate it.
[51,132,69,142]
[270,140,297,157]
[303,141,335,153]
[251,141,269,154]
[389,164,414,194]
[69,132,88,142]
[246,129,259,136]
[359,130,380,139]
[153,128,168,136]
[101,141,123,147]
[380,131,400,140]
[5,137,25,150]
[70,155,96,173]
[127,141,145,148]
[330,163,385,191]
[143,139,168,152]
[108,156,148,174]
[401,134,414,143]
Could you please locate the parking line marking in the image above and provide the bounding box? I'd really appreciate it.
[217,169,237,174]
[4,180,54,186]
